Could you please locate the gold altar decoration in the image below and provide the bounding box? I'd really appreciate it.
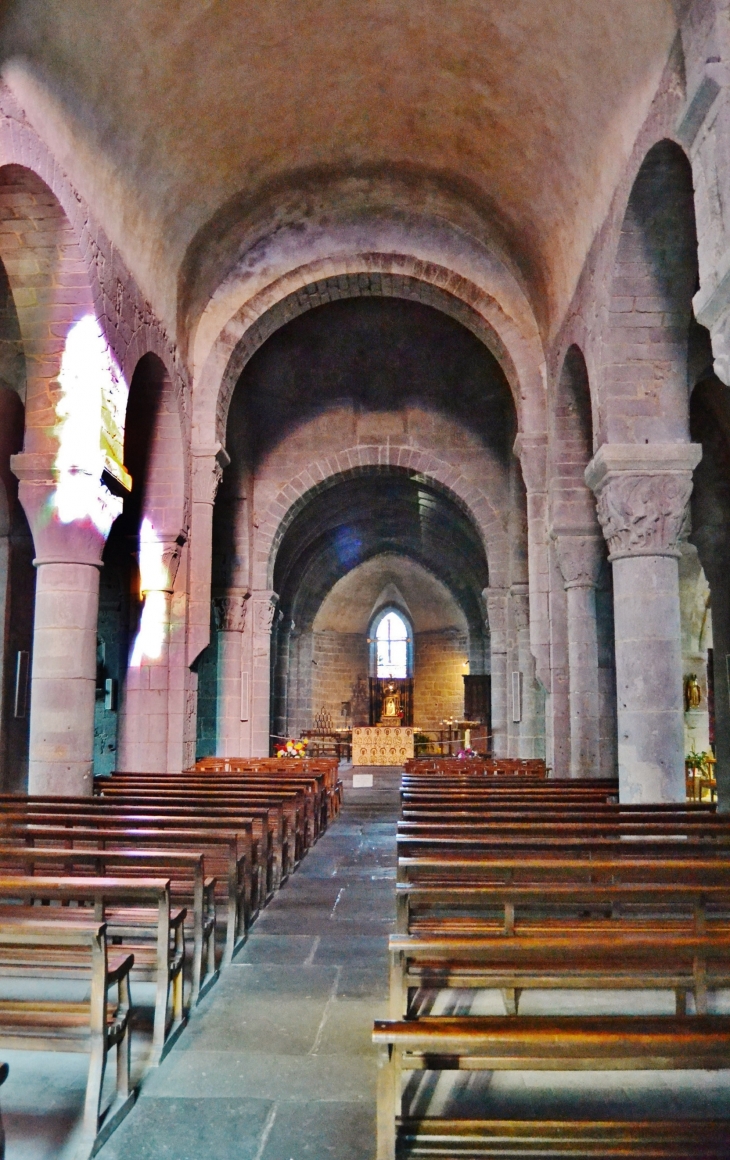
[352,726,414,766]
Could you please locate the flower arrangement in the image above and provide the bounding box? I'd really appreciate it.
[275,738,308,759]
[456,747,478,759]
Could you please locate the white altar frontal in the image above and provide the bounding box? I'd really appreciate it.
[352,726,414,766]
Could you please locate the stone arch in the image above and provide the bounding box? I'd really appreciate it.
[553,345,597,531]
[193,256,547,453]
[600,138,699,446]
[124,353,187,543]
[552,343,616,779]
[113,352,188,774]
[0,89,190,502]
[0,164,97,457]
[256,451,510,593]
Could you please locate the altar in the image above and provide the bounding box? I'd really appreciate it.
[352,726,414,766]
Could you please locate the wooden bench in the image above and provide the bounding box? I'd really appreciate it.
[191,757,343,822]
[0,800,274,904]
[0,917,135,1159]
[0,823,251,962]
[0,845,216,1007]
[388,929,730,1018]
[403,758,549,776]
[0,874,184,1065]
[373,1015,730,1159]
[87,791,292,887]
[388,1118,730,1158]
[98,776,317,856]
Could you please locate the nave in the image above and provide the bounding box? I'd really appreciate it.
[3,765,730,1158]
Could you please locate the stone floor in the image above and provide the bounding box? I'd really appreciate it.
[4,765,730,1158]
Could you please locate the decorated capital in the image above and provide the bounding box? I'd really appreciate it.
[585,443,702,562]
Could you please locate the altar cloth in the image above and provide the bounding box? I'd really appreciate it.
[352,726,414,766]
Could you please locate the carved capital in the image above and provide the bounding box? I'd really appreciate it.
[553,533,604,589]
[191,444,230,505]
[252,590,279,635]
[594,473,693,561]
[585,444,701,562]
[510,583,530,631]
[482,586,508,642]
[139,531,186,594]
[213,588,251,633]
[513,434,547,494]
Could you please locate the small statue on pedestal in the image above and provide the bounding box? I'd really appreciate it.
[379,682,402,724]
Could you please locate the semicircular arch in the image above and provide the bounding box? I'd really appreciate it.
[257,455,509,593]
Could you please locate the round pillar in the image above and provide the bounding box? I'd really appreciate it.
[213,588,250,757]
[10,463,116,796]
[586,444,702,803]
[555,534,603,778]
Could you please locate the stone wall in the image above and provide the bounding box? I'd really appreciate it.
[311,631,369,729]
[413,630,468,730]
[303,626,469,735]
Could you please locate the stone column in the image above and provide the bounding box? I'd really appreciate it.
[586,444,702,802]
[117,534,184,773]
[187,445,229,666]
[554,534,603,778]
[483,587,508,756]
[510,583,540,758]
[213,588,250,757]
[11,456,118,795]
[249,590,278,757]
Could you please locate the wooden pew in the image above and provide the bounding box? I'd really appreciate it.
[382,1119,730,1158]
[404,758,549,775]
[190,756,343,825]
[98,776,317,856]
[373,1015,730,1159]
[0,799,275,903]
[0,823,252,962]
[388,928,730,1019]
[0,874,184,1066]
[378,770,730,1154]
[0,917,135,1159]
[0,845,215,1007]
[88,791,294,885]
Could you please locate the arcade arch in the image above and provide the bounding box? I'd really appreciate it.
[196,292,545,759]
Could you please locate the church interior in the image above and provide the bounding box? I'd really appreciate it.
[3,1,730,1157]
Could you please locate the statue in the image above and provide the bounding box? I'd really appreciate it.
[685,674,702,711]
[380,682,402,723]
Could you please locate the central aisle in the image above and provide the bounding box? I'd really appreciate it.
[98,767,400,1160]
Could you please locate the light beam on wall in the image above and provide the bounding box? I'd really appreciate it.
[130,518,168,667]
[53,314,130,535]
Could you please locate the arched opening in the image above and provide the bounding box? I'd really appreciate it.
[197,292,517,757]
[596,138,708,802]
[602,140,698,445]
[689,363,730,806]
[0,251,33,790]
[270,468,489,743]
[552,344,615,778]
[99,353,186,775]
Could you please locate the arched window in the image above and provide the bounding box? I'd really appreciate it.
[374,610,411,678]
